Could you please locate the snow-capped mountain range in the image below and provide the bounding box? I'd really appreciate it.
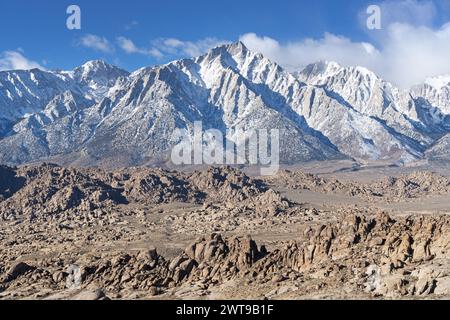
[0,41,449,167]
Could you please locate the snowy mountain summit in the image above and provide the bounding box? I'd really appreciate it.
[0,41,449,167]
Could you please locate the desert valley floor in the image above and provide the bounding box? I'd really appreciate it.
[0,160,449,300]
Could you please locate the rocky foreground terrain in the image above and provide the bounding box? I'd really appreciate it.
[0,164,449,300]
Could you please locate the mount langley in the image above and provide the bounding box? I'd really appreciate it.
[0,41,449,167]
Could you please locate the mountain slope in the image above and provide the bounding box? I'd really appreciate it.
[298,61,450,160]
[0,61,129,137]
[0,42,448,167]
[426,133,450,160]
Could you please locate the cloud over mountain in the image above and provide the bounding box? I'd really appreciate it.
[239,1,450,88]
[0,50,45,71]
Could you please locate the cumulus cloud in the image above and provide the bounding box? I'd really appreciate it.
[378,22,450,87]
[117,36,228,60]
[237,0,450,88]
[79,34,114,53]
[240,32,380,72]
[0,51,45,71]
[240,21,450,89]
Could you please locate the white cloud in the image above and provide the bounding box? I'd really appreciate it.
[154,38,229,57]
[117,36,229,60]
[240,32,380,72]
[237,0,450,88]
[0,51,45,71]
[79,34,114,53]
[240,21,450,89]
[116,37,164,58]
[117,37,143,54]
[163,38,184,48]
[147,48,164,59]
[378,22,450,87]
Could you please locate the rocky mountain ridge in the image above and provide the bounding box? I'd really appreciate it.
[0,42,449,166]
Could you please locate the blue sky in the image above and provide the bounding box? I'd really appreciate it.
[1,0,450,87]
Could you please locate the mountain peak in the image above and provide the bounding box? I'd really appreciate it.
[73,60,129,83]
[302,60,341,74]
[1,40,449,166]
[83,59,106,66]
[203,41,248,57]
[298,60,341,82]
[75,60,119,73]
[228,40,248,51]
[195,41,253,69]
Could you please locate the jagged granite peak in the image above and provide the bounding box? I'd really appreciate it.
[71,60,130,100]
[73,60,129,83]
[411,77,450,119]
[0,60,129,138]
[0,41,449,166]
[297,60,449,147]
[297,60,342,84]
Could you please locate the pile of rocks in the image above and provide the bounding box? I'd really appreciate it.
[118,168,203,204]
[264,169,450,202]
[0,165,277,225]
[364,171,450,200]
[0,164,127,222]
[0,234,267,299]
[252,212,450,297]
[263,169,333,191]
[1,212,448,299]
[0,165,25,201]
[188,166,267,203]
